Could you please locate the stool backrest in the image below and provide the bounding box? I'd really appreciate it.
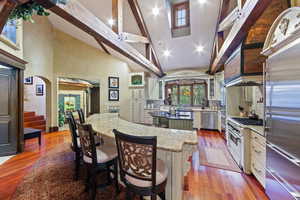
[77,123,97,166]
[66,114,80,151]
[77,108,85,124]
[113,129,157,188]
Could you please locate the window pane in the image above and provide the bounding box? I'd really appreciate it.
[2,19,17,44]
[171,85,178,105]
[193,84,206,106]
[175,8,187,27]
[179,86,191,105]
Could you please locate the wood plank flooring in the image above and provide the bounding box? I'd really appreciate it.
[0,130,269,200]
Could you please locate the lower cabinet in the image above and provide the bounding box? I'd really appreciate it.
[250,131,266,187]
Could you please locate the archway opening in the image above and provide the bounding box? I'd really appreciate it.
[24,76,51,132]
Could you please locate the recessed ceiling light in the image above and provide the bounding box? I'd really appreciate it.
[163,49,171,57]
[152,6,160,16]
[198,0,207,4]
[108,18,115,26]
[196,45,204,53]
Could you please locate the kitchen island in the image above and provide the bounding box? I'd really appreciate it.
[87,113,198,200]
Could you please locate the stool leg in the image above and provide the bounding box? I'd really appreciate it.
[151,195,157,200]
[85,166,90,192]
[74,151,80,180]
[159,191,166,200]
[126,191,131,200]
[113,160,120,194]
[38,135,41,146]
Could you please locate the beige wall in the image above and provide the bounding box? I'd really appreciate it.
[53,30,132,122]
[24,76,46,117]
[23,17,54,130]
[23,17,132,128]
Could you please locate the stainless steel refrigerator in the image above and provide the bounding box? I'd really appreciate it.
[265,42,300,200]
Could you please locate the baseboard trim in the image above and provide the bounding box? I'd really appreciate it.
[49,126,59,133]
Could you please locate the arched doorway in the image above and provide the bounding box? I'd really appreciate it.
[24,76,51,132]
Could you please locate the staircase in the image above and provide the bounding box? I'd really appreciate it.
[24,112,46,132]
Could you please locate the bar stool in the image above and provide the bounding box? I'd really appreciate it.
[66,114,82,180]
[113,129,167,200]
[77,108,85,124]
[78,123,119,200]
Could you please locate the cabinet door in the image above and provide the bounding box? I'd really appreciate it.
[0,66,18,156]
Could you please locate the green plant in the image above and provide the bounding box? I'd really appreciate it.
[9,1,50,23]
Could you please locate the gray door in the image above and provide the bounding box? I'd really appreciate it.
[0,65,18,156]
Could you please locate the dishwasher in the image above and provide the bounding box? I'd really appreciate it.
[201,111,218,130]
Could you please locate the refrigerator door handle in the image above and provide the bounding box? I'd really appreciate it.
[267,143,300,167]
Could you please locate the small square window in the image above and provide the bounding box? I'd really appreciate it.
[173,2,189,28]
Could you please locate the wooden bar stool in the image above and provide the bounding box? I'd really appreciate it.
[113,129,167,200]
[66,114,82,180]
[77,108,85,124]
[78,124,119,200]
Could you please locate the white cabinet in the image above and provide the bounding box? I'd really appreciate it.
[131,89,145,123]
[250,131,266,187]
[147,78,160,100]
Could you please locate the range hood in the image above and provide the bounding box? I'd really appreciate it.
[225,75,263,87]
[224,43,265,87]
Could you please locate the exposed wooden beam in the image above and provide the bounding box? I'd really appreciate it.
[127,0,163,74]
[219,0,230,22]
[218,7,239,32]
[94,37,110,55]
[210,0,272,73]
[145,43,151,61]
[120,32,149,44]
[237,0,243,10]
[0,0,18,34]
[112,0,123,34]
[35,0,163,77]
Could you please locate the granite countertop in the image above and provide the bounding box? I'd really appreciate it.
[150,111,193,120]
[87,113,198,152]
[228,117,264,136]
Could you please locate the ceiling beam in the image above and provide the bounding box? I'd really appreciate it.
[112,0,123,34]
[127,0,163,75]
[0,0,18,34]
[120,32,149,44]
[94,37,110,55]
[218,7,239,32]
[210,0,271,73]
[34,0,163,77]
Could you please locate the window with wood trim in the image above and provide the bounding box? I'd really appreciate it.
[172,2,190,28]
[165,80,208,107]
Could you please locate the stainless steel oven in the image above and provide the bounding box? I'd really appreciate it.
[227,121,242,168]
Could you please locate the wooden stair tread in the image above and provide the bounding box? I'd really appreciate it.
[24,112,46,131]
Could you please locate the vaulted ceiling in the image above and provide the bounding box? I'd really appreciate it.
[47,0,220,72]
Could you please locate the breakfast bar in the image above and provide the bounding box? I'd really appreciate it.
[87,113,198,200]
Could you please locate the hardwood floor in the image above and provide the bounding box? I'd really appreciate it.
[0,130,269,200]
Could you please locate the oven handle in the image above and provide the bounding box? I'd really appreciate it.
[230,131,241,141]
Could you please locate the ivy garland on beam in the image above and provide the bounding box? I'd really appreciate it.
[9,1,50,22]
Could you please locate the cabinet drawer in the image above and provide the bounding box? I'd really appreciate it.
[251,161,266,187]
[251,140,266,167]
[251,131,266,147]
